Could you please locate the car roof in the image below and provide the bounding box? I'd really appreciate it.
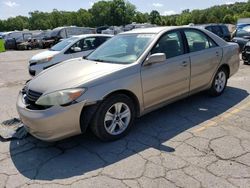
[121,26,181,34]
[72,34,113,39]
[120,26,215,34]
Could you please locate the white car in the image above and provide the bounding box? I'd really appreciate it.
[28,34,112,76]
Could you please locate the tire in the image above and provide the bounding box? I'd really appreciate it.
[209,68,228,97]
[90,94,136,141]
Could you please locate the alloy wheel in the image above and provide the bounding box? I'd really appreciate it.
[104,102,131,135]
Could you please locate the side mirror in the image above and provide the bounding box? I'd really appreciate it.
[71,47,81,52]
[144,53,166,66]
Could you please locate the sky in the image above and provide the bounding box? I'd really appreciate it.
[0,0,248,20]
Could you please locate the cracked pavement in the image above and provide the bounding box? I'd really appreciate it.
[0,50,250,188]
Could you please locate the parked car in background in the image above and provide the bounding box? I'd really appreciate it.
[50,26,96,43]
[17,38,40,50]
[231,25,250,51]
[3,31,33,50]
[29,34,112,76]
[96,26,109,34]
[237,18,250,29]
[124,23,156,32]
[17,27,239,142]
[237,23,250,29]
[102,26,124,35]
[241,41,250,64]
[33,31,55,49]
[197,24,231,41]
[2,31,22,49]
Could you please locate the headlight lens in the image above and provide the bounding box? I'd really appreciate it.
[36,56,54,64]
[35,88,86,106]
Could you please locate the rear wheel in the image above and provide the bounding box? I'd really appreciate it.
[90,94,135,141]
[209,68,228,97]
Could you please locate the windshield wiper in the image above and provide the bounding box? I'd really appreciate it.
[88,59,105,62]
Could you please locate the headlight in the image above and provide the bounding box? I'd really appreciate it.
[36,56,54,64]
[35,88,86,106]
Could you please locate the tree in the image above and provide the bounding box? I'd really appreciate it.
[90,1,112,26]
[124,2,136,24]
[133,12,149,23]
[223,14,234,23]
[110,0,126,25]
[149,10,161,25]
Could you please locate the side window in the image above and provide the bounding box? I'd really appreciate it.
[212,26,223,37]
[99,37,110,45]
[184,30,217,53]
[151,31,184,59]
[71,37,100,51]
[206,26,213,32]
[84,37,99,50]
[60,29,67,39]
[221,26,230,35]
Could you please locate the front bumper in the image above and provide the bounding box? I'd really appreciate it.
[16,91,85,141]
[242,50,250,64]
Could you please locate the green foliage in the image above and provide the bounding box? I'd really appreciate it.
[149,10,161,25]
[0,0,250,31]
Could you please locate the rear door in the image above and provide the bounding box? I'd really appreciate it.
[141,30,191,109]
[183,29,222,91]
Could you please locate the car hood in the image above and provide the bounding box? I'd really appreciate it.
[30,50,60,62]
[27,59,128,94]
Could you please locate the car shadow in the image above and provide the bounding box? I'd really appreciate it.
[9,86,249,180]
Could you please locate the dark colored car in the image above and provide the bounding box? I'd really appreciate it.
[33,31,55,49]
[96,26,109,34]
[231,26,250,52]
[17,38,40,50]
[241,41,250,64]
[200,24,231,42]
[50,27,96,44]
[2,31,21,49]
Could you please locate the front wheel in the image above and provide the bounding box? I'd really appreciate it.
[209,68,228,97]
[90,94,136,141]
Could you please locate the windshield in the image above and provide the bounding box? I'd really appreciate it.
[87,34,155,64]
[50,37,78,51]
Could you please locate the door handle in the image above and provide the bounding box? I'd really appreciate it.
[216,51,220,56]
[182,61,188,67]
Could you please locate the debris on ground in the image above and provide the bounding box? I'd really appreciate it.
[0,118,28,140]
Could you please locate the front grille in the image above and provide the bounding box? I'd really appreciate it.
[26,89,42,103]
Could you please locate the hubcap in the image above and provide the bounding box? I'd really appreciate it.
[215,71,226,93]
[104,102,131,135]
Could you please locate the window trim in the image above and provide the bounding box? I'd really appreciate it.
[183,28,219,53]
[150,29,186,59]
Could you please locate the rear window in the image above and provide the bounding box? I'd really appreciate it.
[221,26,230,35]
[212,26,223,37]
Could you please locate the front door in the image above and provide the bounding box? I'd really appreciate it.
[141,30,190,109]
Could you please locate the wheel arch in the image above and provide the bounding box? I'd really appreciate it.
[103,89,141,117]
[219,63,230,78]
[80,89,141,134]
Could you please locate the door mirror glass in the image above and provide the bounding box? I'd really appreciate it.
[71,46,81,52]
[144,53,166,66]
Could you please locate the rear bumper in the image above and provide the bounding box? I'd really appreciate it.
[16,91,85,142]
